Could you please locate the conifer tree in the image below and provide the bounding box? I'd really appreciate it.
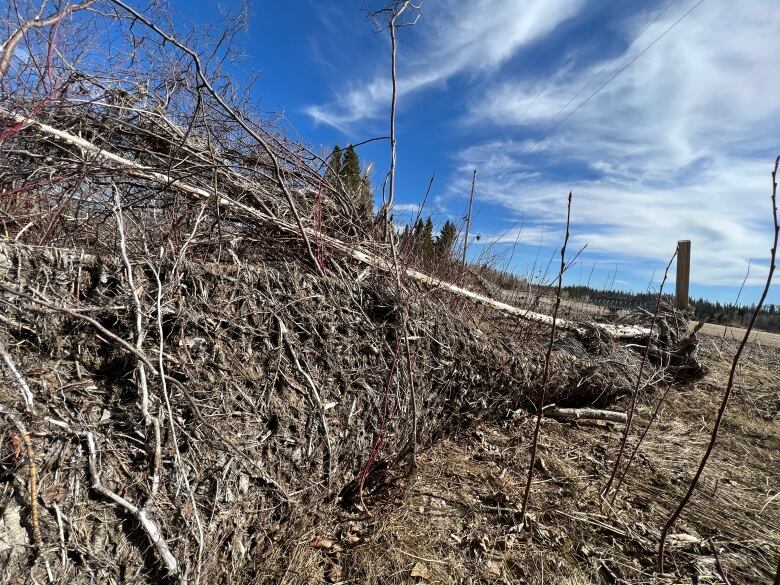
[412,218,424,240]
[356,174,373,221]
[328,145,343,182]
[342,145,374,222]
[421,216,435,258]
[342,145,361,191]
[410,217,425,255]
[435,220,457,260]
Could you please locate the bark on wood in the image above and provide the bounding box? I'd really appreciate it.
[544,406,627,424]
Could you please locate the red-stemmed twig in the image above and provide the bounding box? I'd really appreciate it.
[658,155,780,572]
[518,190,572,528]
[708,537,732,585]
[602,247,677,502]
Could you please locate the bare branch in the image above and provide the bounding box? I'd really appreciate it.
[518,190,572,528]
[602,247,677,502]
[658,156,780,571]
[0,0,96,84]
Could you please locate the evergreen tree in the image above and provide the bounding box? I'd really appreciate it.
[435,220,457,260]
[342,145,373,222]
[342,145,361,191]
[400,224,411,245]
[328,145,343,182]
[412,218,424,240]
[409,217,434,258]
[421,217,435,258]
[356,174,373,221]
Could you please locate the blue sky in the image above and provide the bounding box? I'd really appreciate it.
[180,0,779,304]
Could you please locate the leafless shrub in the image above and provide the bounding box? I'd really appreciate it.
[0,3,721,583]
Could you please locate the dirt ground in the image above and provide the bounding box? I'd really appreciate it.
[286,338,780,584]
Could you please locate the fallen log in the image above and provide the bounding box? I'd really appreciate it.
[543,405,627,424]
[0,107,650,340]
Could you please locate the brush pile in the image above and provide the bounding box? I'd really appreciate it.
[0,237,679,583]
[0,3,706,582]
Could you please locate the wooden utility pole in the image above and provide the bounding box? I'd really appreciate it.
[676,240,691,309]
[462,170,476,265]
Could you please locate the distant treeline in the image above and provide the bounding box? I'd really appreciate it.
[399,216,458,262]
[398,216,529,290]
[688,297,779,333]
[564,286,780,333]
[394,216,780,334]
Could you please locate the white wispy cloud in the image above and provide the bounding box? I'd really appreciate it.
[306,0,586,131]
[456,0,780,288]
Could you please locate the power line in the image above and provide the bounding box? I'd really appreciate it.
[531,0,680,134]
[515,0,620,122]
[521,0,705,156]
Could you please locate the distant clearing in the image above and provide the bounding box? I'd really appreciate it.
[695,321,780,348]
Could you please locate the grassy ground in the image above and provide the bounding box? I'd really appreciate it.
[283,337,779,584]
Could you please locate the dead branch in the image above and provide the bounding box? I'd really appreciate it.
[0,106,650,341]
[543,405,627,424]
[380,0,420,235]
[282,317,333,487]
[0,279,291,500]
[2,412,41,549]
[104,0,324,276]
[602,247,677,503]
[0,338,34,411]
[85,432,182,582]
[147,260,205,583]
[0,0,96,84]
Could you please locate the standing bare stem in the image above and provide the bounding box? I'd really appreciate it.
[720,258,751,350]
[518,191,572,528]
[462,170,476,266]
[658,155,780,571]
[386,1,407,236]
[372,1,420,238]
[602,247,677,502]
